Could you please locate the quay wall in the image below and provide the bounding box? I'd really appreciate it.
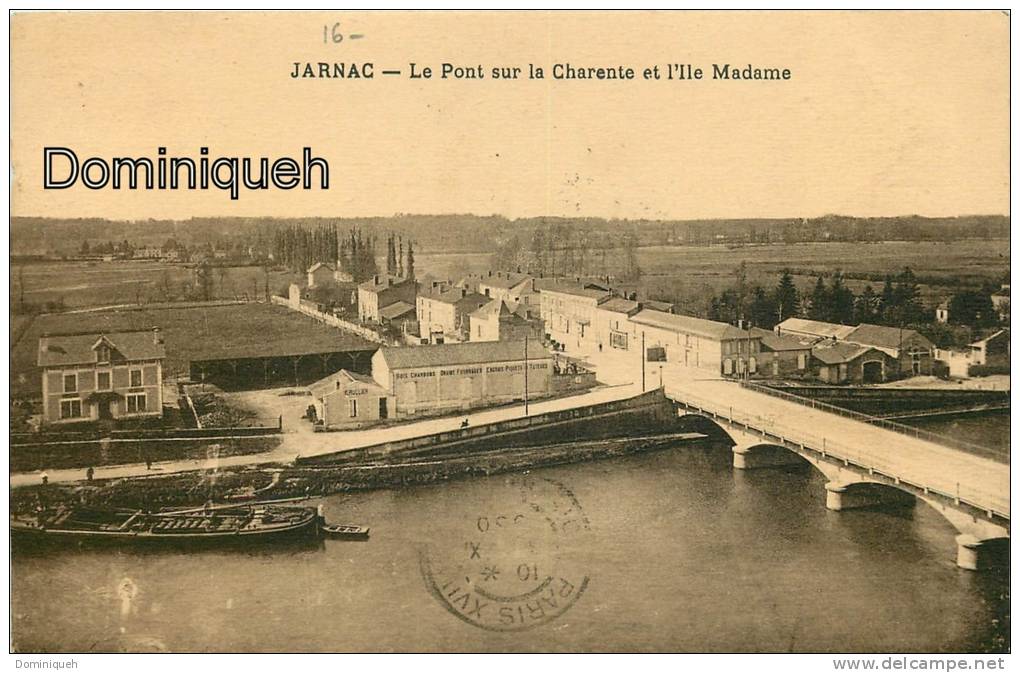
[299,388,679,466]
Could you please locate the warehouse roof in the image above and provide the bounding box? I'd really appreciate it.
[378,340,551,370]
[846,323,933,352]
[630,310,751,341]
[775,318,856,341]
[810,341,874,365]
[751,327,813,352]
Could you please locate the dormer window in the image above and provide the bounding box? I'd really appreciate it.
[97,345,111,363]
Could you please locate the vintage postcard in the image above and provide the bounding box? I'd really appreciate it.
[7,9,1010,659]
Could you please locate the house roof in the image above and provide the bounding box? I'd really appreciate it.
[38,330,166,368]
[470,299,513,319]
[378,340,551,370]
[811,341,875,365]
[775,318,856,340]
[751,327,812,352]
[970,329,1008,348]
[641,300,674,314]
[308,368,384,399]
[359,274,412,292]
[630,310,751,341]
[379,301,416,321]
[598,297,642,315]
[477,271,533,290]
[539,281,611,301]
[307,262,334,273]
[845,323,933,352]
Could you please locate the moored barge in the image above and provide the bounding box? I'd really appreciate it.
[11,503,320,545]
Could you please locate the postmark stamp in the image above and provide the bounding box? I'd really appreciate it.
[419,475,591,632]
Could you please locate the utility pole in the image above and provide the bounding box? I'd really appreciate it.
[641,331,646,392]
[524,334,529,416]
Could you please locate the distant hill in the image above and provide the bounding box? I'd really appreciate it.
[10,213,1010,256]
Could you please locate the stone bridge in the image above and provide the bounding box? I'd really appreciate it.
[664,378,1009,571]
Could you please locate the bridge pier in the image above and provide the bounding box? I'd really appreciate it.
[824,480,914,511]
[955,534,1009,571]
[732,443,805,470]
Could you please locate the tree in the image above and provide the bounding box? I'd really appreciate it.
[894,267,924,325]
[195,261,214,301]
[854,285,879,324]
[878,275,896,324]
[773,269,800,321]
[828,271,855,324]
[748,286,778,329]
[808,276,829,321]
[79,240,91,255]
[386,235,397,275]
[405,241,416,280]
[949,290,998,329]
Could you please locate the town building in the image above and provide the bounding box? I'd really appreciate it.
[935,302,950,324]
[370,340,553,418]
[38,329,165,425]
[629,310,761,376]
[775,317,936,378]
[751,328,813,378]
[990,285,1010,324]
[469,299,543,342]
[969,329,1010,369]
[307,262,335,288]
[415,286,489,344]
[594,297,643,353]
[476,270,534,303]
[308,368,392,429]
[843,323,935,377]
[358,274,417,323]
[539,281,612,355]
[810,341,890,384]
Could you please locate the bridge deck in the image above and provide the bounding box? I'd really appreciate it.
[665,378,1009,519]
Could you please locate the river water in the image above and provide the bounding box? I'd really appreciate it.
[11,443,1008,653]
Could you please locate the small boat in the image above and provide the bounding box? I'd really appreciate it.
[11,503,320,545]
[320,523,370,540]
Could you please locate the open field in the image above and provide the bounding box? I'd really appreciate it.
[9,259,299,310]
[10,302,377,398]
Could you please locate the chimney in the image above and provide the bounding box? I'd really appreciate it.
[152,327,162,345]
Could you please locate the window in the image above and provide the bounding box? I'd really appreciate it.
[130,369,143,387]
[349,399,359,418]
[797,353,807,370]
[97,371,111,391]
[610,332,628,350]
[97,345,111,363]
[63,373,77,393]
[126,393,147,413]
[60,399,82,419]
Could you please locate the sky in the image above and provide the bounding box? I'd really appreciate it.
[10,10,1010,220]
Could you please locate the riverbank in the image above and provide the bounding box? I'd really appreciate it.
[11,390,705,513]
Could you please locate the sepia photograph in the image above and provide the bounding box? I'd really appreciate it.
[6,9,1011,660]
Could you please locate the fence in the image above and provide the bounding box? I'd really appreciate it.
[11,418,282,446]
[271,295,386,343]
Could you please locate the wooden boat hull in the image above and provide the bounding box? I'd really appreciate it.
[11,505,321,548]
